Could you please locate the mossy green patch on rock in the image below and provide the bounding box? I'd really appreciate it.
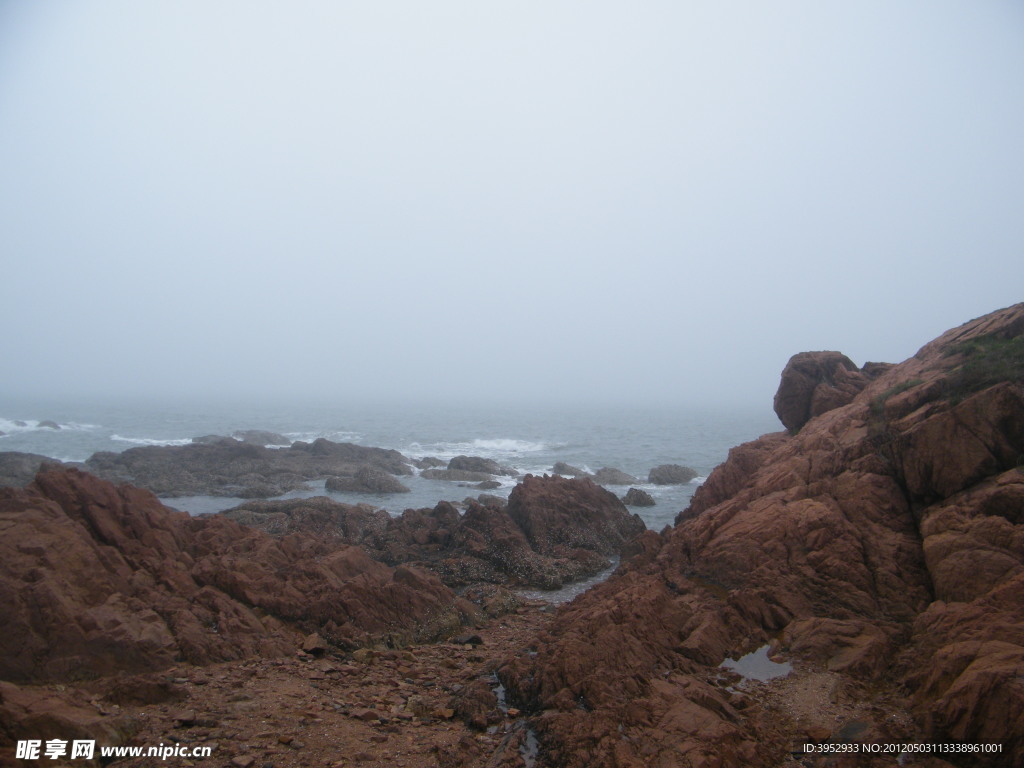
[943,334,1024,402]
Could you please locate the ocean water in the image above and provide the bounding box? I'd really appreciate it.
[0,397,780,531]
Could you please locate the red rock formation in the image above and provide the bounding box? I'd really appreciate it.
[223,475,645,590]
[0,468,469,684]
[501,303,1024,766]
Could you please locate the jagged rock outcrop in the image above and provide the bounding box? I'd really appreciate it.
[83,437,413,498]
[0,468,470,684]
[500,303,1024,767]
[621,487,656,507]
[223,475,646,590]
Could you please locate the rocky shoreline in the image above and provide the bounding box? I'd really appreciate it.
[1,303,1022,767]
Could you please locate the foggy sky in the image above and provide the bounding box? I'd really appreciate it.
[1,1,1022,408]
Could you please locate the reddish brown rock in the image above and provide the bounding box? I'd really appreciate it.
[223,479,645,591]
[500,303,1024,767]
[505,474,645,558]
[0,468,469,684]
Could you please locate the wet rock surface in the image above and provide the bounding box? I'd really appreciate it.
[82,437,414,498]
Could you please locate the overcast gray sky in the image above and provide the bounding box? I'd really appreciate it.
[1,1,1022,407]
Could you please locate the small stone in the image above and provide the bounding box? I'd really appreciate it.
[230,756,256,768]
[303,633,329,654]
[172,710,197,727]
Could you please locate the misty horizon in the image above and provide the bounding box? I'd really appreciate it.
[1,2,1022,409]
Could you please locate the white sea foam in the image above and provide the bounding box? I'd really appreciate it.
[471,438,548,453]
[407,437,549,462]
[111,435,194,447]
[284,430,362,444]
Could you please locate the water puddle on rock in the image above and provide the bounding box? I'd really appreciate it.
[721,645,792,682]
[489,674,539,768]
[514,559,619,604]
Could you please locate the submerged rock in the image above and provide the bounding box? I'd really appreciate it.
[621,487,655,507]
[647,463,697,484]
[326,464,411,494]
[551,462,589,477]
[448,455,518,477]
[232,429,292,446]
[84,437,412,498]
[590,467,637,485]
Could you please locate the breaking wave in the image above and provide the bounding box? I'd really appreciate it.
[111,435,194,447]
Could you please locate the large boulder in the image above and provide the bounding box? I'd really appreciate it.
[448,455,517,477]
[590,467,637,485]
[551,462,589,478]
[647,463,697,485]
[506,475,645,557]
[622,487,656,507]
[772,350,871,432]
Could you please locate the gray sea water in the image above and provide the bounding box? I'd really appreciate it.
[0,397,780,531]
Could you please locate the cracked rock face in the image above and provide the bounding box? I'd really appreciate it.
[500,303,1024,767]
[0,468,466,683]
